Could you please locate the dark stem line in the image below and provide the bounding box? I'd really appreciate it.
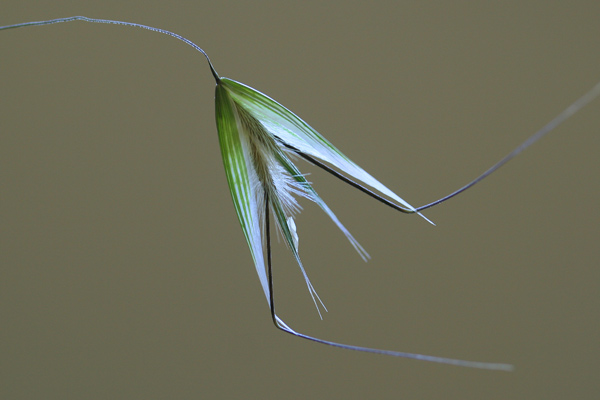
[282,143,412,214]
[265,191,277,326]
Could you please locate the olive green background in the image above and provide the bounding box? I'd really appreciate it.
[2,2,599,399]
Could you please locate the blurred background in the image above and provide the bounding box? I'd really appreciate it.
[2,1,599,399]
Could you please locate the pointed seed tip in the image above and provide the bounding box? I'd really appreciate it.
[417,212,435,226]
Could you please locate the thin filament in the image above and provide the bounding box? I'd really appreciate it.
[416,80,600,211]
[0,16,220,82]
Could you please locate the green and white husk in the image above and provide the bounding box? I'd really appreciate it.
[12,15,600,370]
[215,77,425,314]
